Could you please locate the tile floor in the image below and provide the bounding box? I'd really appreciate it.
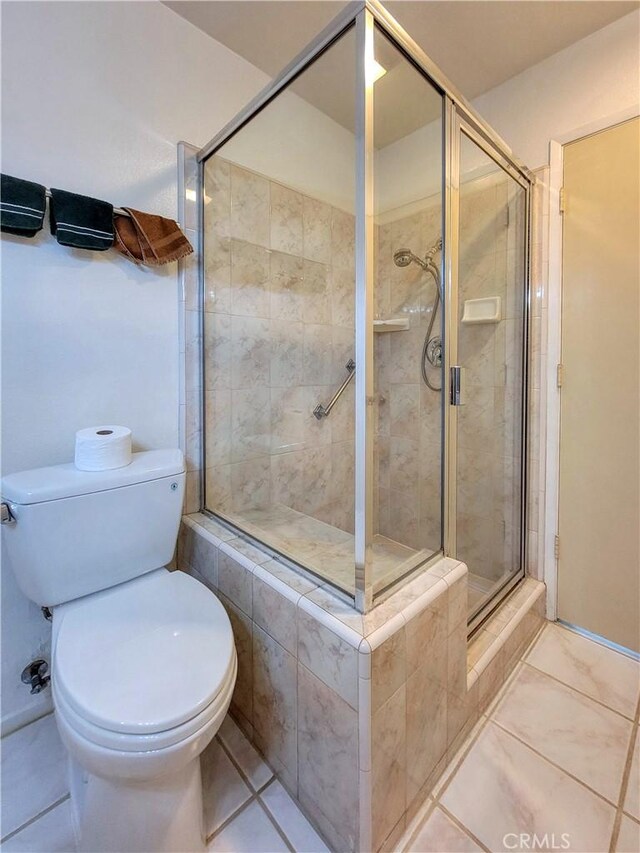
[1,714,329,853]
[4,621,638,853]
[399,622,640,853]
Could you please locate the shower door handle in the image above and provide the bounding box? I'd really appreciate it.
[450,366,465,406]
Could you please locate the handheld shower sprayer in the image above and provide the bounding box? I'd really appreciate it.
[392,236,443,392]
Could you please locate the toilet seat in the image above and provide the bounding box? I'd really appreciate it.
[53,654,236,753]
[53,569,236,748]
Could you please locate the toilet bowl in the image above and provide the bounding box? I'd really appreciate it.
[52,569,237,852]
[2,449,237,852]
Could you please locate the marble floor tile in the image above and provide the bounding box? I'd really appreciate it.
[440,722,615,853]
[405,805,482,852]
[493,663,633,802]
[260,780,329,852]
[624,732,639,819]
[217,716,274,792]
[0,713,69,838]
[201,738,252,837]
[1,799,76,853]
[616,815,640,853]
[207,800,289,852]
[525,623,640,719]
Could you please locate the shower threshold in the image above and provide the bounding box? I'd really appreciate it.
[214,502,432,595]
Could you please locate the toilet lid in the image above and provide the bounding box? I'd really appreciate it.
[53,570,235,735]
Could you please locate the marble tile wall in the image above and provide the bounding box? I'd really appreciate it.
[181,148,548,584]
[374,173,528,584]
[179,513,545,852]
[374,201,443,552]
[457,175,526,584]
[201,156,356,535]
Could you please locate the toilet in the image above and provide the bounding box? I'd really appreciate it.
[1,449,236,853]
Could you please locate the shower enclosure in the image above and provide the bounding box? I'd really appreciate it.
[197,0,532,624]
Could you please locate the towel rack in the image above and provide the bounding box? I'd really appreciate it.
[44,188,130,218]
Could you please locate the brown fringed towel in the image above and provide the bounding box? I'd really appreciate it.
[114,207,193,265]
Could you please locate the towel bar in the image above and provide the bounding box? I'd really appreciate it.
[44,189,130,218]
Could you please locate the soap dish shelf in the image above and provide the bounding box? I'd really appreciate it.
[373,317,410,333]
[461,296,501,325]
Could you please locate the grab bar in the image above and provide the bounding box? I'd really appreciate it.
[313,359,355,419]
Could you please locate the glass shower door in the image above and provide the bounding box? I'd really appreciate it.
[453,123,528,625]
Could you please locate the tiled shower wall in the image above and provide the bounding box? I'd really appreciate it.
[202,155,356,534]
[179,148,550,579]
[374,201,443,552]
[457,174,525,583]
[374,173,526,583]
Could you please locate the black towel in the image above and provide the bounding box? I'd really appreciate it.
[0,173,46,237]
[49,188,114,251]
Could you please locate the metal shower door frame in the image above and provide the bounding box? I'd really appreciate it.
[195,0,534,614]
[448,112,533,632]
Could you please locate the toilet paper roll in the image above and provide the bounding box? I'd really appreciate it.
[74,425,132,471]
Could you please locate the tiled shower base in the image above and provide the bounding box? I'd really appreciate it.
[218,502,508,611]
[214,502,431,594]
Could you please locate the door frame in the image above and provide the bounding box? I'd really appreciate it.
[544,106,640,622]
[450,110,532,633]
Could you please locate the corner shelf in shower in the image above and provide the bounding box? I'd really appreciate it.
[373,317,410,333]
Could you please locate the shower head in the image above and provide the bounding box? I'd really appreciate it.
[393,248,416,268]
[393,238,442,272]
[393,248,431,271]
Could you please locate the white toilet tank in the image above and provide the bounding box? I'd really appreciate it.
[1,449,185,607]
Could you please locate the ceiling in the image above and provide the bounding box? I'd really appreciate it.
[165,0,638,147]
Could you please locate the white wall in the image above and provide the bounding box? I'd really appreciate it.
[221,91,356,212]
[376,9,640,213]
[0,0,269,732]
[475,8,640,169]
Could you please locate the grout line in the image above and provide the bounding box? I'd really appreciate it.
[437,802,492,852]
[213,723,299,852]
[204,734,262,844]
[609,701,640,852]
[481,653,528,719]
[521,658,639,722]
[433,714,491,803]
[0,794,71,844]
[255,793,296,853]
[398,796,438,852]
[489,717,623,810]
[205,794,257,845]
[216,729,274,795]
